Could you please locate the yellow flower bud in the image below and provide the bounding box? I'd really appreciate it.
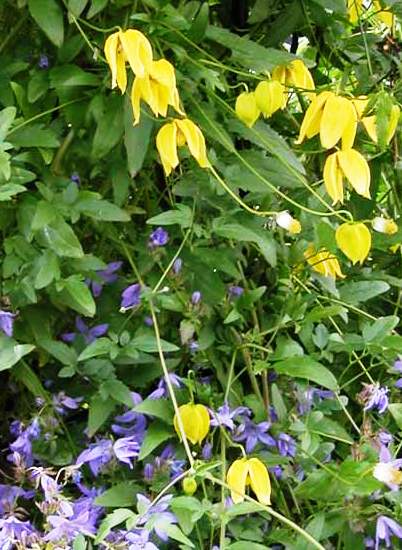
[254,80,285,117]
[372,217,398,235]
[173,402,210,445]
[336,222,371,265]
[275,211,301,234]
[182,477,197,495]
[323,149,371,204]
[272,60,315,103]
[227,457,271,505]
[235,92,260,128]
[304,244,345,279]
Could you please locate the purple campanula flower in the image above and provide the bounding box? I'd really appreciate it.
[210,401,251,431]
[61,316,108,345]
[144,463,154,481]
[202,441,213,460]
[0,485,33,515]
[375,515,402,549]
[9,420,22,438]
[112,392,146,439]
[361,384,389,414]
[277,433,296,457]
[269,405,278,422]
[8,418,41,468]
[365,537,375,548]
[126,530,159,550]
[70,172,80,184]
[0,516,37,548]
[233,419,276,453]
[136,494,177,542]
[38,54,49,69]
[30,468,59,502]
[188,339,199,353]
[113,436,140,468]
[172,258,182,274]
[76,439,114,476]
[89,261,122,297]
[228,285,244,299]
[0,310,16,337]
[149,227,169,248]
[121,283,141,310]
[191,291,202,305]
[297,387,334,415]
[269,465,283,479]
[144,316,153,327]
[53,391,83,415]
[148,373,183,400]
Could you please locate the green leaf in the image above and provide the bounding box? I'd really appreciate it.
[271,383,288,422]
[162,524,194,548]
[362,316,399,343]
[61,277,96,317]
[389,404,402,430]
[0,337,35,371]
[101,379,133,407]
[72,534,86,550]
[124,94,153,177]
[50,65,99,88]
[0,184,27,201]
[87,393,116,437]
[306,412,353,444]
[92,96,124,159]
[131,334,180,353]
[32,201,57,230]
[68,0,88,17]
[95,509,135,544]
[28,0,64,47]
[78,338,113,361]
[171,496,205,535]
[228,543,269,550]
[40,219,84,258]
[273,357,338,391]
[147,205,192,227]
[12,361,48,398]
[339,281,390,305]
[75,197,130,222]
[139,421,172,460]
[187,2,209,42]
[95,482,141,507]
[134,398,174,423]
[87,0,108,18]
[40,338,77,366]
[0,106,17,141]
[34,250,60,289]
[9,124,59,148]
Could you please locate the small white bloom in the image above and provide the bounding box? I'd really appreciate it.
[372,217,398,235]
[275,211,301,234]
[373,461,402,490]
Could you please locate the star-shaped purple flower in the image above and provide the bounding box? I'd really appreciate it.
[61,317,108,345]
[149,227,169,248]
[210,401,250,431]
[121,283,141,310]
[0,310,16,337]
[233,418,276,453]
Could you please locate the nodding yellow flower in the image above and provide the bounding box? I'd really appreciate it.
[156,118,209,176]
[372,1,394,27]
[226,457,271,505]
[323,148,371,204]
[131,59,183,125]
[348,0,394,28]
[296,92,357,149]
[336,222,371,265]
[255,80,285,117]
[173,402,210,445]
[275,211,301,234]
[304,244,345,279]
[272,59,315,103]
[104,29,153,93]
[235,92,260,128]
[347,0,364,24]
[372,217,398,235]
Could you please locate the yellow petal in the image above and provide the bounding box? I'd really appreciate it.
[373,1,394,27]
[295,91,332,145]
[341,105,358,150]
[327,254,345,279]
[305,245,344,279]
[193,404,210,444]
[130,78,142,125]
[255,80,284,117]
[116,51,127,94]
[175,119,209,169]
[336,222,371,265]
[247,458,271,505]
[320,95,355,149]
[323,152,344,205]
[387,105,400,144]
[235,92,260,128]
[348,0,364,24]
[337,149,371,199]
[150,58,176,89]
[352,96,369,119]
[362,115,378,143]
[156,122,179,176]
[275,211,301,234]
[119,29,153,77]
[227,458,249,504]
[287,60,315,101]
[271,65,286,86]
[104,33,120,91]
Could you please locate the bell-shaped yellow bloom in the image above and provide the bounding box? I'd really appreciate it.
[372,1,394,27]
[173,402,210,445]
[275,211,301,234]
[372,217,398,235]
[296,92,357,149]
[227,457,271,505]
[323,149,371,204]
[272,59,315,102]
[336,222,371,264]
[348,0,394,28]
[131,58,183,124]
[255,80,285,117]
[235,92,260,128]
[156,118,209,176]
[304,244,345,279]
[347,0,364,24]
[104,29,153,93]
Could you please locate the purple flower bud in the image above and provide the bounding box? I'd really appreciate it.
[228,285,244,299]
[0,310,16,337]
[149,227,169,248]
[121,283,141,310]
[277,433,297,457]
[269,465,283,479]
[38,54,49,69]
[173,258,182,274]
[188,340,199,353]
[201,442,213,460]
[144,316,153,327]
[70,172,80,184]
[191,291,202,305]
[144,463,154,481]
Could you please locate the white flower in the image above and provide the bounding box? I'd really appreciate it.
[372,217,398,235]
[373,461,402,490]
[275,211,301,234]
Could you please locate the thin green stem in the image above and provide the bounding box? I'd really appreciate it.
[219,431,227,550]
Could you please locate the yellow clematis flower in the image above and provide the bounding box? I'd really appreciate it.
[227,457,271,505]
[323,148,371,204]
[275,211,301,234]
[131,58,183,125]
[347,0,364,24]
[296,92,357,149]
[104,29,153,93]
[272,59,315,103]
[335,222,371,264]
[348,0,394,28]
[173,402,210,445]
[235,92,260,128]
[156,118,209,176]
[372,1,394,27]
[372,217,398,235]
[255,80,286,117]
[304,244,345,279]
